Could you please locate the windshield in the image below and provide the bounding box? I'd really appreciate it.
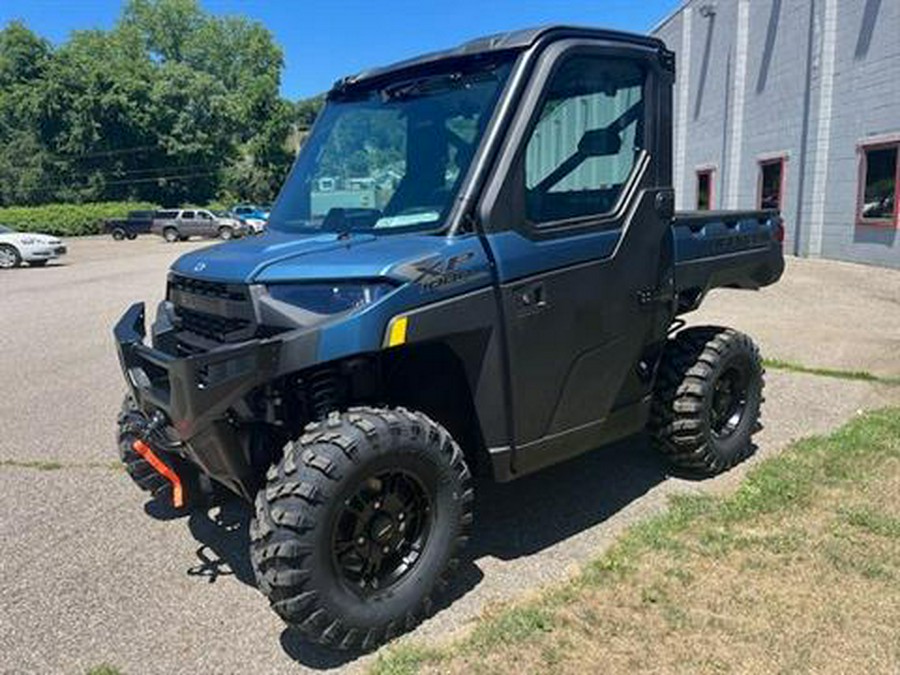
[269,57,514,235]
[0,225,12,233]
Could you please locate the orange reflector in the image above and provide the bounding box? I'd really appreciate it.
[132,439,184,508]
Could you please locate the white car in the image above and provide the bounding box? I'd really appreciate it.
[241,217,267,234]
[0,224,67,269]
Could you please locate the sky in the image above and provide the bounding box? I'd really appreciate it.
[0,0,681,100]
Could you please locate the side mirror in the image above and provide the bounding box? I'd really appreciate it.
[578,127,622,157]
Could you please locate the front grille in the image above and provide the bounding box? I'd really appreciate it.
[168,274,256,351]
[177,308,253,342]
[169,274,247,301]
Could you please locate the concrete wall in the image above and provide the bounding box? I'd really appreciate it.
[655,0,900,268]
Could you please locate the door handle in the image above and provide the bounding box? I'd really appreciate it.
[514,283,548,316]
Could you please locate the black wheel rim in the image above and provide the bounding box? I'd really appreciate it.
[710,364,750,438]
[331,470,432,596]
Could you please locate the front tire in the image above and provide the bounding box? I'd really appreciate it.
[0,244,21,269]
[163,227,179,243]
[218,226,234,240]
[650,326,764,475]
[112,228,126,241]
[250,407,473,651]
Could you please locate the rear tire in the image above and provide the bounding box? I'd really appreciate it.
[163,227,179,243]
[250,407,473,651]
[649,326,763,475]
[112,228,126,241]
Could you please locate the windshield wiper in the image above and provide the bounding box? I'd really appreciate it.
[383,73,463,101]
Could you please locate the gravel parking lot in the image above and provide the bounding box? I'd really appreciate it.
[1,240,898,674]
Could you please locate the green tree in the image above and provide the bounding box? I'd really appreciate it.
[0,22,55,205]
[120,0,204,63]
[0,20,51,87]
[149,61,239,203]
[0,1,300,207]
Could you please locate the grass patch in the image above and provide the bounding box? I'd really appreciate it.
[0,459,125,472]
[373,408,900,674]
[85,666,123,675]
[763,358,900,386]
[370,645,442,675]
[0,459,64,471]
[841,506,900,539]
[468,605,555,651]
[0,459,124,472]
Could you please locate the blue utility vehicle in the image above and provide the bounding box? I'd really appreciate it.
[114,26,784,650]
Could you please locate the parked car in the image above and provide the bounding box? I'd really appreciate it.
[150,209,247,242]
[104,210,156,240]
[230,204,269,233]
[0,224,66,269]
[113,26,785,651]
[214,209,264,235]
[232,203,270,220]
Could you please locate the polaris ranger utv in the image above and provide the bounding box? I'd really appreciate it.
[114,26,784,650]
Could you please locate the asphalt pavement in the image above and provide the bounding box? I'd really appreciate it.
[1,239,897,674]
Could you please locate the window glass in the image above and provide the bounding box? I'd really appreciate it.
[697,171,713,210]
[759,160,783,210]
[181,211,195,219]
[269,58,513,235]
[861,146,897,222]
[524,56,645,224]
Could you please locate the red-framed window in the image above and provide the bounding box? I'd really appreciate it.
[758,156,786,211]
[857,140,899,228]
[696,168,715,210]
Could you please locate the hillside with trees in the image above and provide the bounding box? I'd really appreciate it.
[0,0,324,207]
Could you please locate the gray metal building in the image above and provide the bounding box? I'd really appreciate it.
[653,0,900,268]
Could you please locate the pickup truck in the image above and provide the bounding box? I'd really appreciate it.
[150,208,247,242]
[104,210,156,240]
[113,25,783,651]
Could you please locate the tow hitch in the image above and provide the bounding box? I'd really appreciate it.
[131,438,185,508]
[117,405,188,509]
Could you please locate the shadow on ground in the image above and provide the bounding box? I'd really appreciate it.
[144,432,714,669]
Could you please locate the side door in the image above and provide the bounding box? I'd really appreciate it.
[178,210,197,237]
[479,42,676,472]
[197,209,216,236]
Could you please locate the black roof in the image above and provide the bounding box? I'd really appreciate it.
[332,25,666,94]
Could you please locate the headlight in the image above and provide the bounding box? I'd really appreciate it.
[267,282,395,315]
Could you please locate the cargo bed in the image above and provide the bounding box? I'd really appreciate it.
[672,209,785,314]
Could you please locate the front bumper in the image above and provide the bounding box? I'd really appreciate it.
[22,244,66,261]
[114,302,283,499]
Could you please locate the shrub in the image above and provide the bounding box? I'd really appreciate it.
[0,201,158,237]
